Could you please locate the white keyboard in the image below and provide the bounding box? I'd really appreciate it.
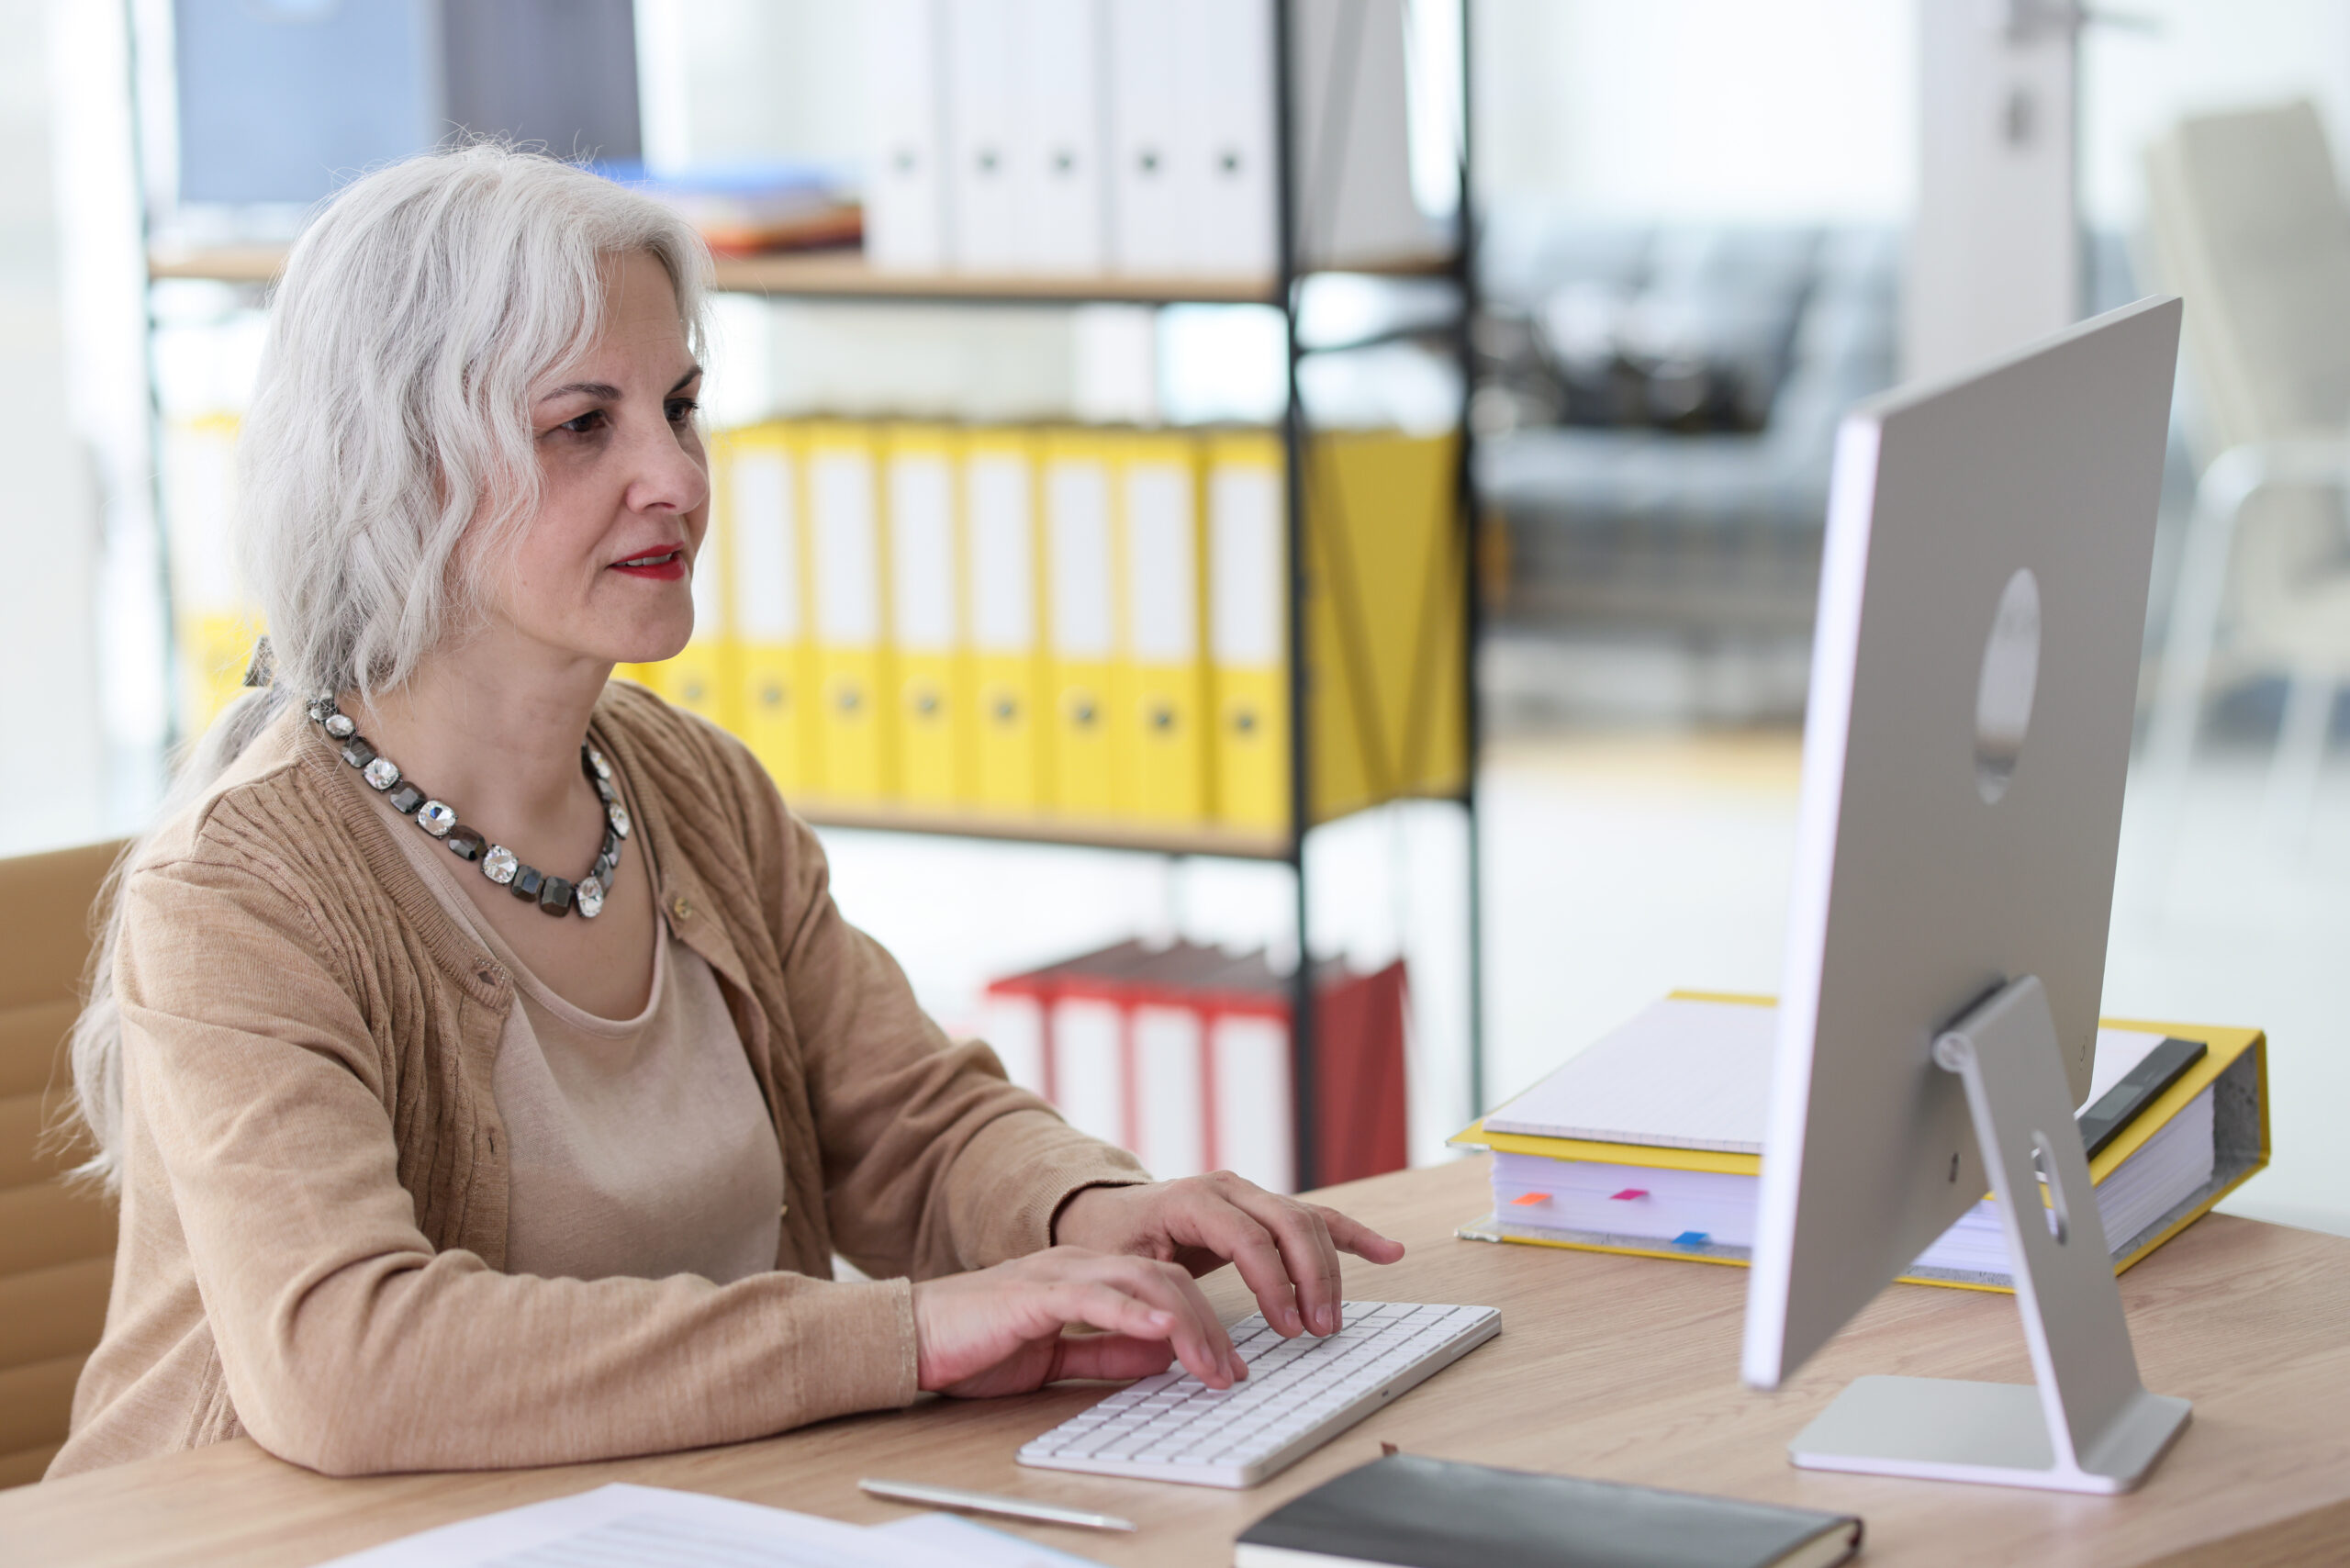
[1017,1301,1501,1489]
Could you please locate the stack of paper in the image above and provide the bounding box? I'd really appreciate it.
[1456,995,2266,1292]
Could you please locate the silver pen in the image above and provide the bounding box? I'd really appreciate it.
[857,1476,1138,1533]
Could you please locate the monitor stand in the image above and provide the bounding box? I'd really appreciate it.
[1786,976,2192,1494]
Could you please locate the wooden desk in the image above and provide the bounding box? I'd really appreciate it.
[5,1158,2346,1567]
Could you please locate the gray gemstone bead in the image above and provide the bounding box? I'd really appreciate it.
[417,801,457,837]
[607,801,631,839]
[481,845,518,885]
[323,713,355,739]
[307,696,337,722]
[363,756,400,790]
[575,877,605,918]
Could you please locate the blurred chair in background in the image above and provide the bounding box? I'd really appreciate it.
[1465,214,2155,733]
[0,841,123,1489]
[1473,221,1899,638]
[1468,218,1899,723]
[2144,99,2350,842]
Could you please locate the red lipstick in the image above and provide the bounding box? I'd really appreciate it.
[610,546,688,581]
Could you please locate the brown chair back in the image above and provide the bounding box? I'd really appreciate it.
[0,840,126,1488]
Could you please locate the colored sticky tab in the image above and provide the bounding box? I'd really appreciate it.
[1509,1191,1550,1206]
[1609,1188,1649,1201]
[1672,1230,1710,1248]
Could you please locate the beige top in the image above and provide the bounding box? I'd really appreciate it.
[378,802,784,1286]
[54,682,1150,1481]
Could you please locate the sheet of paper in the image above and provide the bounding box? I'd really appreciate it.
[2081,1026,2168,1111]
[868,1511,1111,1566]
[1483,998,1779,1152]
[319,1484,925,1568]
[1483,1000,2173,1151]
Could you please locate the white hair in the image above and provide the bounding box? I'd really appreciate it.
[64,144,711,1187]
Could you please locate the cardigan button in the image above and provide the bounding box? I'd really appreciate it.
[671,895,693,921]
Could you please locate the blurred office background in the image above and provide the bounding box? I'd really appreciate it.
[3,0,2346,1235]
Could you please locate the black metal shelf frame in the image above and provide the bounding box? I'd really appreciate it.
[730,0,1490,1188]
[1271,0,1479,1186]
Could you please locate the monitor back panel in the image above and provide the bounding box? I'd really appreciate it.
[1745,297,2183,1384]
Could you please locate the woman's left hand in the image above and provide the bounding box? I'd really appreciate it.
[1052,1172,1406,1341]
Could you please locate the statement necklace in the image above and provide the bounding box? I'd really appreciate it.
[307,693,629,919]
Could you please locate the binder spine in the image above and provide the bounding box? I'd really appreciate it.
[1105,0,1183,274]
[1044,430,1121,818]
[943,0,1022,271]
[887,426,972,806]
[864,0,949,272]
[727,424,813,793]
[1013,0,1109,274]
[667,430,737,734]
[966,430,1049,812]
[807,425,892,802]
[1206,431,1290,831]
[1179,0,1277,277]
[1119,433,1211,823]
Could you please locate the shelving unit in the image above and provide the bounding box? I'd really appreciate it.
[149,246,1454,304]
[140,1,1484,1190]
[787,801,1293,861]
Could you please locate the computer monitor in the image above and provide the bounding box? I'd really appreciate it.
[1741,297,2189,1494]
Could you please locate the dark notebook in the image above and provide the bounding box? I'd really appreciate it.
[1234,1454,1862,1568]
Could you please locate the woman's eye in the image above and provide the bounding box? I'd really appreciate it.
[559,409,608,435]
[666,398,700,425]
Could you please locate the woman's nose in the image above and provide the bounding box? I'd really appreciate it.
[626,416,709,516]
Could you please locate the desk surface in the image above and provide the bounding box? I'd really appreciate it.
[5,1157,2347,1567]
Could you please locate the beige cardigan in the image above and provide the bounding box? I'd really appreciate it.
[51,682,1147,1480]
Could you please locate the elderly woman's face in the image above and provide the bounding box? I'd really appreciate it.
[502,252,709,666]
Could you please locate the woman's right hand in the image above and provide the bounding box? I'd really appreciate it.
[910,1246,1248,1400]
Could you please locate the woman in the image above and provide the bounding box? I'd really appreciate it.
[51,146,1402,1481]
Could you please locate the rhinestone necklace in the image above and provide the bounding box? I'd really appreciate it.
[306,693,630,919]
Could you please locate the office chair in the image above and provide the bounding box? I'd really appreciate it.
[0,841,125,1489]
[2143,99,2350,851]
